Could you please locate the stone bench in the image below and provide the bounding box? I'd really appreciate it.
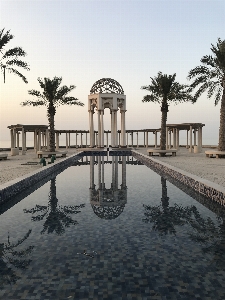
[37,151,67,158]
[147,149,177,157]
[205,150,225,158]
[0,154,8,160]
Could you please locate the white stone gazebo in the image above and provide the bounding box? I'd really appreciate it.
[88,78,126,148]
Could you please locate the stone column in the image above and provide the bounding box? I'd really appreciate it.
[38,130,41,151]
[176,129,179,151]
[89,110,95,147]
[169,130,171,149]
[101,110,104,147]
[81,133,83,148]
[69,133,70,148]
[66,133,68,149]
[136,132,139,148]
[111,111,115,147]
[75,133,78,148]
[22,128,26,155]
[10,129,14,149]
[86,133,88,148]
[194,129,196,146]
[172,128,175,149]
[56,132,59,150]
[154,131,157,148]
[146,131,148,148]
[114,110,118,147]
[17,131,20,149]
[121,111,126,147]
[189,126,193,152]
[198,127,202,152]
[127,132,129,146]
[46,129,49,151]
[131,132,134,147]
[34,130,37,151]
[186,130,189,149]
[166,127,169,149]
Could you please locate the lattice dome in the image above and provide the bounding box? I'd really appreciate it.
[91,204,125,220]
[90,78,124,94]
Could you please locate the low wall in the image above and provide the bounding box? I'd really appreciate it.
[0,152,84,204]
[132,150,225,207]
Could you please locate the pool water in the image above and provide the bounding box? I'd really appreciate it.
[0,154,225,299]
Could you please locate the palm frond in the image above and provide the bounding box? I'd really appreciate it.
[142,94,160,103]
[2,47,27,59]
[59,97,84,106]
[0,28,13,51]
[5,59,29,70]
[21,100,46,106]
[6,67,28,83]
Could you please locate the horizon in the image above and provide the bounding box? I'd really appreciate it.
[0,0,224,147]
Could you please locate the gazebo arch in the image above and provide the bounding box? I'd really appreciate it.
[88,78,127,148]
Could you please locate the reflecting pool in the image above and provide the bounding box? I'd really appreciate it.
[0,154,225,299]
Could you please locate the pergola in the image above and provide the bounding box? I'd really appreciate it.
[166,123,205,152]
[7,124,48,155]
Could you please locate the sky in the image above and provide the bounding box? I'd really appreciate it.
[0,0,224,146]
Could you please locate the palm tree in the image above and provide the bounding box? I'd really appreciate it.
[24,178,85,235]
[0,28,29,83]
[188,206,225,269]
[21,77,84,151]
[141,72,193,154]
[0,229,34,288]
[187,38,225,151]
[143,177,194,235]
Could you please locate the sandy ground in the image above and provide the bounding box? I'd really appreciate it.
[0,147,224,188]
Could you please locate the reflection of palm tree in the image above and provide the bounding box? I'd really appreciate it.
[188,207,225,268]
[24,178,85,235]
[143,177,193,235]
[0,230,34,288]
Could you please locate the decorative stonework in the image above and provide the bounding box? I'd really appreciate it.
[90,78,124,94]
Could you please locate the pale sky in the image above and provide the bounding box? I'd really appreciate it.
[0,0,224,146]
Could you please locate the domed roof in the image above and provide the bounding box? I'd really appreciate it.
[91,204,125,220]
[90,78,124,94]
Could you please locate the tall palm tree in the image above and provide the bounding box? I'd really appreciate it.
[24,178,85,235]
[141,72,193,154]
[187,38,225,151]
[21,77,84,151]
[0,28,29,83]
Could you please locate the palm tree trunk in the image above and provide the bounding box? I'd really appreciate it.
[47,105,56,152]
[160,98,168,152]
[218,86,225,151]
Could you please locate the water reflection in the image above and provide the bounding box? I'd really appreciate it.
[188,207,225,268]
[0,230,34,288]
[23,178,85,235]
[143,177,194,235]
[89,156,127,220]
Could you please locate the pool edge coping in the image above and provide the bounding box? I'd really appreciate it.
[0,150,225,207]
[132,150,225,207]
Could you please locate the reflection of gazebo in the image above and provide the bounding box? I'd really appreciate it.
[7,124,48,155]
[89,155,127,220]
[88,78,126,148]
